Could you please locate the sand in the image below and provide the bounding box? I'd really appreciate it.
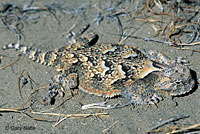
[0,0,199,133]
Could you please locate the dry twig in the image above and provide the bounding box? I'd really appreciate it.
[169,123,200,134]
[0,55,20,70]
[31,111,109,119]
[102,120,119,133]
[0,108,45,121]
[81,101,121,110]
[147,115,189,133]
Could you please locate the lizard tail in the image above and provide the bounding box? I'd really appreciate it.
[2,43,58,66]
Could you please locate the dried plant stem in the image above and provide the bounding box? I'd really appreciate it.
[169,123,200,134]
[102,120,119,133]
[0,56,20,70]
[148,115,189,132]
[177,41,200,46]
[0,108,45,121]
[31,111,109,118]
[53,117,68,128]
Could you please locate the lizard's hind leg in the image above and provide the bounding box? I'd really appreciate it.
[65,24,99,49]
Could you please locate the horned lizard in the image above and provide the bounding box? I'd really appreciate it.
[1,32,195,105]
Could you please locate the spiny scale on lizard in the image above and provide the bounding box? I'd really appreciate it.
[1,33,195,105]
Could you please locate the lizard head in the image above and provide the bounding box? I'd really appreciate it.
[156,60,195,96]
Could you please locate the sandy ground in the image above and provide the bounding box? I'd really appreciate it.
[0,0,199,134]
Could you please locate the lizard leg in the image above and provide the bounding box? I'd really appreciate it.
[65,24,99,49]
[45,73,78,103]
[121,74,164,106]
[122,85,164,106]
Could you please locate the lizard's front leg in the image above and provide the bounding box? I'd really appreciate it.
[45,73,78,103]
